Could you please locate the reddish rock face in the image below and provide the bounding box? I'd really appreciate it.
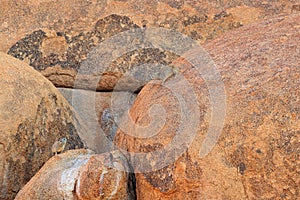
[0,52,87,200]
[2,0,298,90]
[114,13,300,199]
[0,0,298,52]
[15,149,136,200]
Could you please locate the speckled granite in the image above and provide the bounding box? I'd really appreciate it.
[2,0,299,90]
[0,52,86,200]
[114,13,300,199]
[15,150,136,200]
[1,0,298,52]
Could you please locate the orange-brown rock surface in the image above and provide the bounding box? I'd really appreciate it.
[15,149,136,200]
[0,52,89,200]
[2,0,299,90]
[1,0,298,52]
[1,1,300,199]
[114,13,300,199]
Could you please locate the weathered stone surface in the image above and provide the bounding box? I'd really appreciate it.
[0,0,297,52]
[6,25,179,91]
[58,88,136,153]
[114,13,300,199]
[2,0,298,90]
[15,149,136,200]
[0,52,89,200]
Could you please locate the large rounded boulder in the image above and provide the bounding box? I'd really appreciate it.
[14,149,136,200]
[0,53,92,199]
[114,13,300,199]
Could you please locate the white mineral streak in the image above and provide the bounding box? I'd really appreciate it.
[59,155,91,199]
[99,167,108,196]
[108,161,125,200]
[108,170,121,200]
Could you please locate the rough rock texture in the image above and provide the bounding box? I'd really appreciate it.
[6,21,179,91]
[114,13,300,199]
[1,0,298,52]
[58,88,136,153]
[0,52,88,200]
[2,0,299,90]
[15,149,136,200]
